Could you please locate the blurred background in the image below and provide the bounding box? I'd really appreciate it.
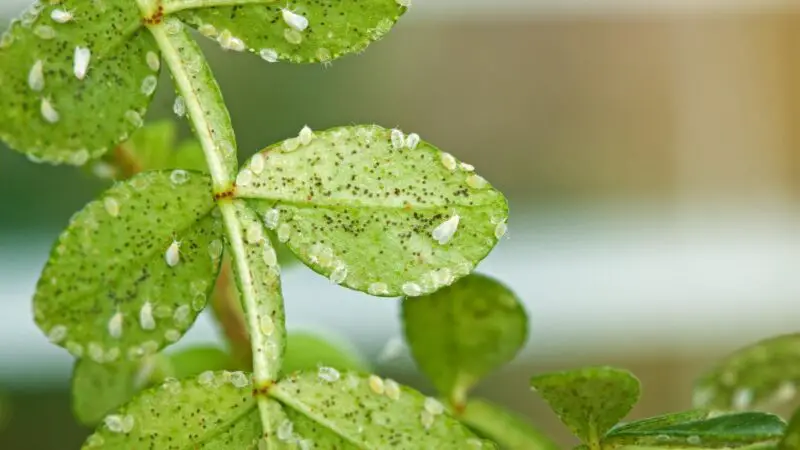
[3,0,800,448]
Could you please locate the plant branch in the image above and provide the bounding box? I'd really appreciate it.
[163,0,279,15]
[209,256,253,367]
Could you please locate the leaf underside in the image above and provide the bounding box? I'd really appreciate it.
[34,171,222,362]
[402,273,527,404]
[694,333,800,412]
[458,398,560,450]
[0,1,158,164]
[176,0,406,64]
[530,366,641,444]
[236,125,508,298]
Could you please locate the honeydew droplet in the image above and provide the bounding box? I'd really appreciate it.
[282,9,309,31]
[284,28,303,45]
[146,51,160,71]
[733,388,753,410]
[440,152,457,171]
[246,221,263,244]
[165,240,181,267]
[466,174,487,189]
[402,282,422,297]
[124,110,143,128]
[384,379,401,400]
[277,223,291,243]
[139,301,156,330]
[318,366,341,382]
[173,96,186,117]
[250,152,265,174]
[264,209,280,230]
[329,264,348,284]
[40,97,59,123]
[28,60,44,91]
[368,375,385,394]
[259,48,278,63]
[173,304,191,326]
[88,342,104,363]
[424,397,445,415]
[420,410,435,429]
[108,311,123,339]
[432,214,460,245]
[165,329,181,342]
[141,75,158,96]
[73,46,90,80]
[494,220,508,239]
[236,168,253,187]
[277,419,294,441]
[298,125,314,146]
[368,282,389,296]
[34,25,56,39]
[47,325,67,343]
[51,9,73,23]
[405,133,420,150]
[262,246,278,267]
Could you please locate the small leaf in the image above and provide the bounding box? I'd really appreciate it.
[604,411,785,448]
[270,370,491,448]
[81,370,257,449]
[34,171,223,362]
[0,1,159,164]
[694,333,800,411]
[72,345,236,425]
[780,407,800,450]
[236,125,508,298]
[174,0,406,64]
[530,366,641,445]
[458,398,560,450]
[402,273,527,405]
[283,330,371,374]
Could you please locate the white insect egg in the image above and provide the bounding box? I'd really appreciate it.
[28,60,44,91]
[139,301,156,330]
[390,128,405,150]
[494,220,507,239]
[40,97,59,123]
[259,314,275,335]
[402,282,422,297]
[440,152,457,171]
[460,162,475,172]
[51,8,73,23]
[146,51,160,71]
[245,221,263,244]
[298,125,314,145]
[466,174,487,189]
[281,8,309,32]
[318,366,341,382]
[249,152,265,174]
[264,209,280,229]
[165,239,181,267]
[124,110,143,128]
[405,133,420,150]
[368,375,385,394]
[170,169,189,185]
[73,46,91,80]
[140,75,158,96]
[108,311,124,339]
[103,196,120,217]
[384,379,401,400]
[173,96,186,117]
[259,48,278,63]
[432,214,460,245]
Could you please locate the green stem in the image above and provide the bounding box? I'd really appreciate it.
[163,0,279,15]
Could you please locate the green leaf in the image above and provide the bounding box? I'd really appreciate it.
[780,407,800,450]
[608,410,714,436]
[81,370,257,449]
[693,333,800,411]
[34,170,223,362]
[530,366,641,445]
[174,0,406,64]
[402,273,527,405]
[72,345,236,426]
[458,398,560,450]
[603,411,785,448]
[283,330,371,374]
[0,1,159,165]
[236,125,508,298]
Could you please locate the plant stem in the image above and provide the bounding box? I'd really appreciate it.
[163,0,279,15]
[209,257,253,367]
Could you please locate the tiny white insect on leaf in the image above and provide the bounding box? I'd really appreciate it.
[282,9,309,32]
[28,60,44,92]
[107,311,124,339]
[73,46,91,80]
[431,214,460,245]
[146,51,160,71]
[51,9,73,23]
[405,133,420,150]
[165,240,181,267]
[298,125,314,146]
[390,128,405,150]
[40,97,59,123]
[139,301,156,330]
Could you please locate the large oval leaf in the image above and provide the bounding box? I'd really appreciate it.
[0,1,159,164]
[34,171,223,362]
[694,334,800,411]
[236,125,508,297]
[604,411,785,448]
[402,273,527,406]
[270,370,493,449]
[531,366,641,446]
[173,0,406,64]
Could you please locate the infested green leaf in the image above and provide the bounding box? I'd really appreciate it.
[236,125,508,298]
[530,366,640,445]
[0,1,159,165]
[174,0,406,64]
[402,273,527,405]
[270,370,493,448]
[608,410,713,436]
[694,333,800,412]
[283,330,371,374]
[34,171,223,363]
[457,398,559,450]
[603,411,785,448]
[81,370,257,449]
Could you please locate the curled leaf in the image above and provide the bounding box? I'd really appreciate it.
[402,273,527,406]
[236,125,508,298]
[694,334,800,411]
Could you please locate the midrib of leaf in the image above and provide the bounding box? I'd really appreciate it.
[238,197,499,212]
[163,0,280,15]
[179,404,258,450]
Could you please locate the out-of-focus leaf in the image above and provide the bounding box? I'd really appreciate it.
[458,398,559,450]
[283,330,370,374]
